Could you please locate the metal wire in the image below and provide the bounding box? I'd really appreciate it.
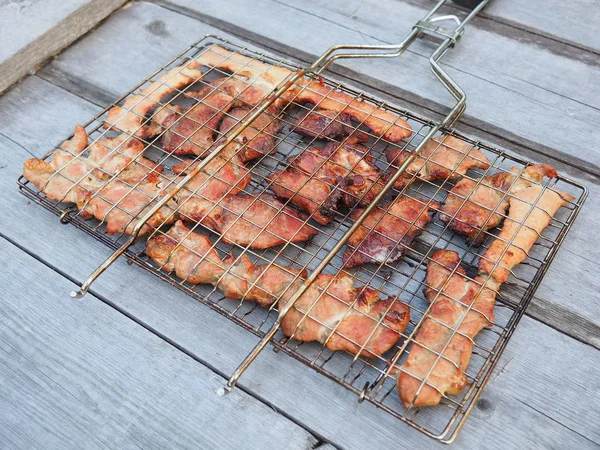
[17,29,586,444]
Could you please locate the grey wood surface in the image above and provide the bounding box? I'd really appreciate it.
[1,0,600,448]
[0,76,599,449]
[0,238,318,450]
[31,1,600,347]
[0,0,127,94]
[483,0,600,52]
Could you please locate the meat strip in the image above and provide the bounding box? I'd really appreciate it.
[279,273,410,358]
[197,45,412,142]
[343,197,439,268]
[286,78,412,143]
[398,250,499,407]
[386,135,491,190]
[145,220,306,307]
[293,109,369,142]
[161,80,236,157]
[23,126,177,235]
[219,107,281,162]
[269,142,384,225]
[479,183,574,283]
[439,164,557,243]
[104,65,204,138]
[177,191,318,249]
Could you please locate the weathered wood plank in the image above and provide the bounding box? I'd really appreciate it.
[0,0,127,94]
[146,0,600,175]
[0,238,318,450]
[482,0,600,53]
[0,77,599,448]
[16,0,600,345]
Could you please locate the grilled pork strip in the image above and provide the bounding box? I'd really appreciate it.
[439,164,557,243]
[398,250,499,407]
[145,220,306,307]
[479,183,574,283]
[343,197,439,268]
[293,109,369,142]
[386,135,491,190]
[196,45,412,142]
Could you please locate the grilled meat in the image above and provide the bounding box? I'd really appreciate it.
[105,64,203,138]
[439,164,557,243]
[343,197,439,268]
[23,126,177,235]
[479,183,574,283]
[146,221,410,356]
[219,107,281,162]
[193,192,318,249]
[161,80,236,157]
[293,109,369,142]
[197,45,412,142]
[145,220,306,307]
[279,273,410,358]
[172,157,251,198]
[286,78,411,143]
[78,177,177,235]
[269,142,384,224]
[398,250,499,407]
[23,127,95,204]
[386,135,491,190]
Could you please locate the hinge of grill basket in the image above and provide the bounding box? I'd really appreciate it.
[414,15,465,46]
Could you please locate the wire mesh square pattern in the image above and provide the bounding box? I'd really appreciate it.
[18,36,587,442]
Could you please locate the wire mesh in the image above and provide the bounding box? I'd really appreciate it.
[17,36,587,442]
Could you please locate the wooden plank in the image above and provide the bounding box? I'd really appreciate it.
[142,0,600,175]
[0,238,318,450]
[0,0,127,95]
[12,0,600,344]
[482,0,600,53]
[0,78,599,448]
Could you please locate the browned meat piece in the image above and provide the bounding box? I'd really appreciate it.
[219,107,281,162]
[439,164,557,243]
[186,77,274,109]
[279,273,410,357]
[161,81,235,157]
[398,250,499,407]
[386,135,491,190]
[343,197,439,268]
[145,220,306,307]
[105,64,203,138]
[197,46,412,141]
[269,169,340,225]
[479,183,574,283]
[204,193,318,249]
[269,142,384,224]
[23,126,161,200]
[171,157,251,199]
[23,127,95,204]
[79,178,177,235]
[286,78,412,143]
[87,133,162,184]
[293,110,369,142]
[23,126,177,235]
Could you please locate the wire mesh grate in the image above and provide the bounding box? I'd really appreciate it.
[17,36,587,442]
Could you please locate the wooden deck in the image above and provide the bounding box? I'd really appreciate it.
[1,1,599,448]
